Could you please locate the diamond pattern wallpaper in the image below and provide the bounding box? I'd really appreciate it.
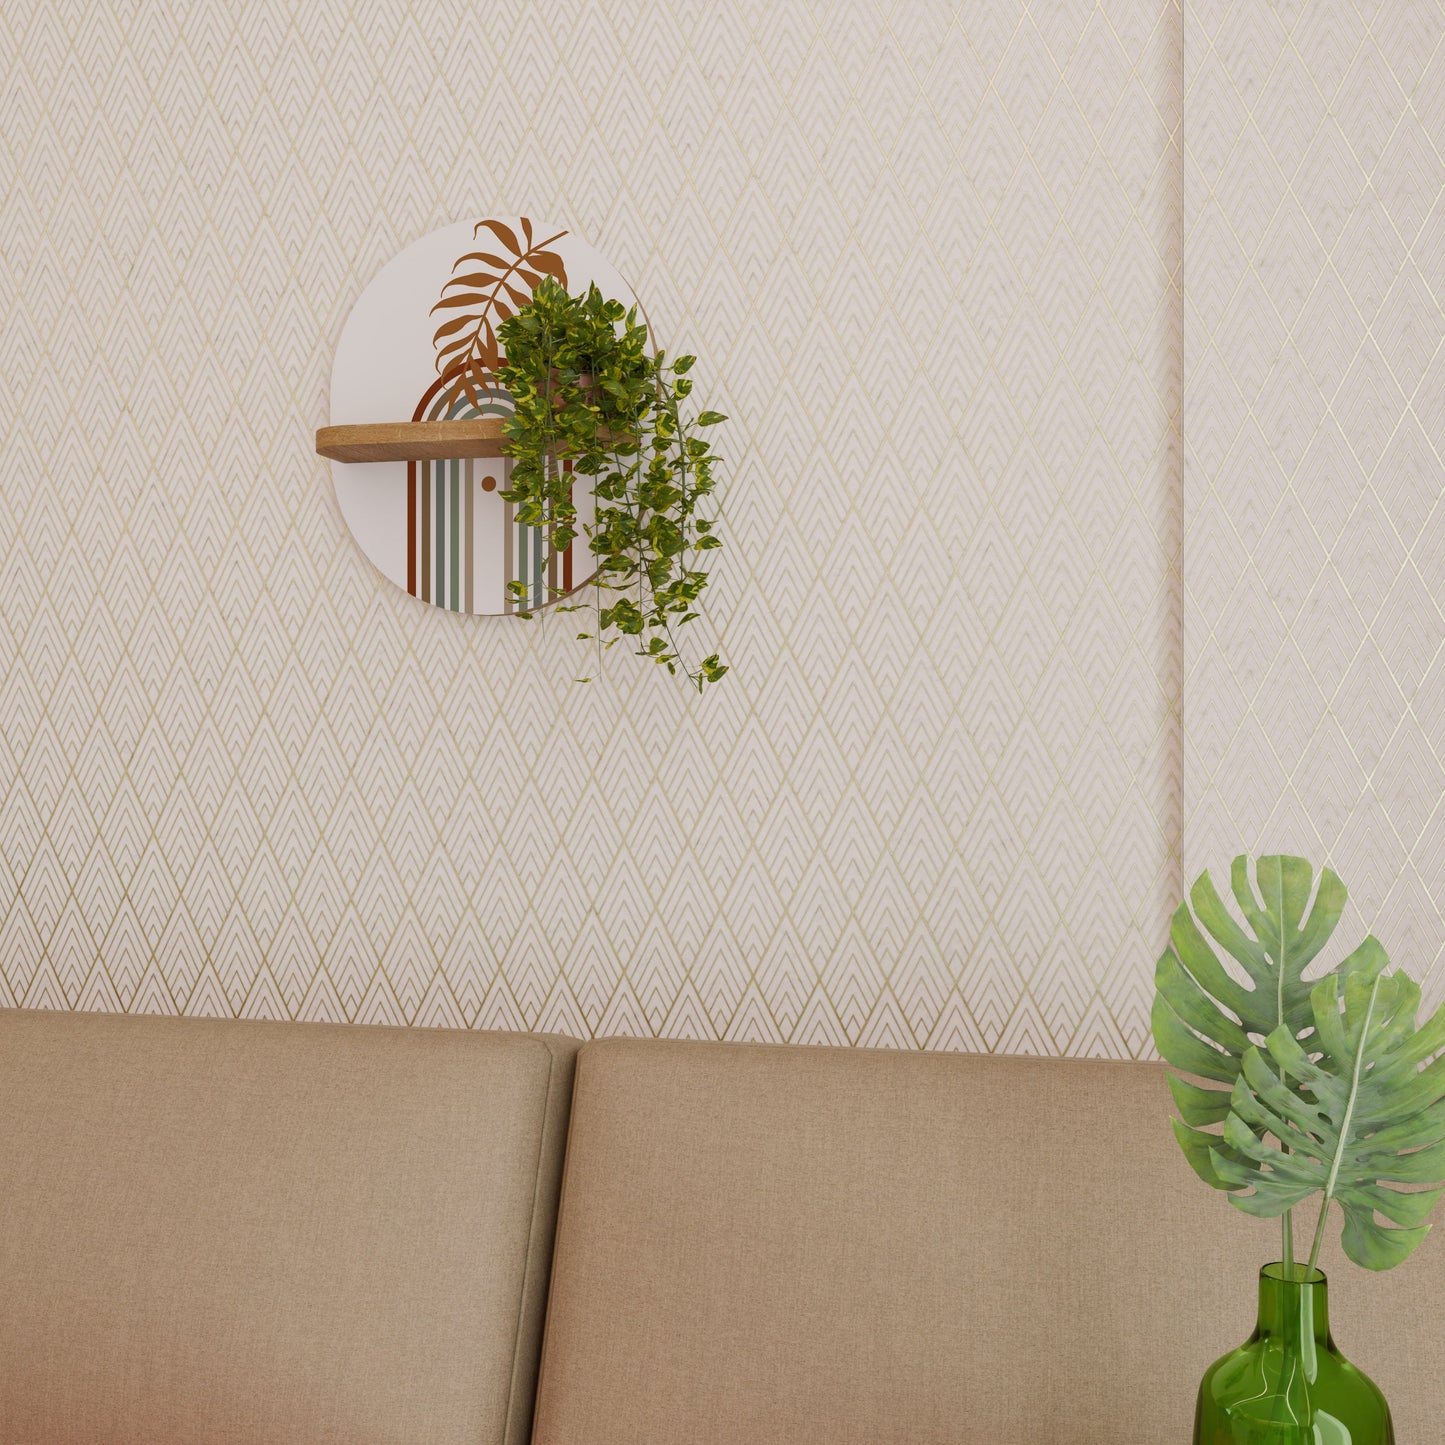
[1183,1,1445,993]
[0,1,1183,1054]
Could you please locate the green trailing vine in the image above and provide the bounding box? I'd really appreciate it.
[493,278,727,690]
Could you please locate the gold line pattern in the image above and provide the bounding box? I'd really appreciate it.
[0,1,1182,1054]
[1183,1,1445,996]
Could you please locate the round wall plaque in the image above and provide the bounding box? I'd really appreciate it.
[325,217,638,615]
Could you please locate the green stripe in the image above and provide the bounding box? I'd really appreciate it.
[434,465,445,606]
[449,460,460,611]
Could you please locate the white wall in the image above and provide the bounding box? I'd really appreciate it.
[0,0,1182,1052]
[1184,0,1445,989]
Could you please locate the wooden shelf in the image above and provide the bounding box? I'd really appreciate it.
[316,419,508,462]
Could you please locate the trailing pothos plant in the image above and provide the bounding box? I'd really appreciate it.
[1154,854,1445,1275]
[493,277,726,690]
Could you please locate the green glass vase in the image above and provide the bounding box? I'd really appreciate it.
[1194,1264,1393,1444]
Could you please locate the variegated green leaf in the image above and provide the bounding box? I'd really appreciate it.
[1153,855,1347,1187]
[1217,962,1445,1271]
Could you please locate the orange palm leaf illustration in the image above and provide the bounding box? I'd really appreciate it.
[430,217,568,408]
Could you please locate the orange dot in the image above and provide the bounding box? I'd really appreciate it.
[481,474,497,492]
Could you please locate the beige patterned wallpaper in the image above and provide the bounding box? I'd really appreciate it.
[1183,1,1445,990]
[0,1,1182,1054]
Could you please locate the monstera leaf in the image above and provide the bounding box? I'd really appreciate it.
[1153,855,1347,1188]
[1214,958,1445,1271]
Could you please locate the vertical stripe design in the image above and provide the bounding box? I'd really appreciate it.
[433,464,445,606]
[448,460,460,610]
[503,489,514,609]
[404,374,580,614]
[407,463,416,595]
[562,460,574,597]
[464,459,474,615]
[419,464,431,604]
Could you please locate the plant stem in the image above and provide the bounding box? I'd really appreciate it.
[1306,974,1383,1275]
[1307,1201,1329,1276]
[1270,863,1296,1279]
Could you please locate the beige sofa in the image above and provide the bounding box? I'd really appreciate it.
[0,1011,576,1445]
[2,1010,1442,1442]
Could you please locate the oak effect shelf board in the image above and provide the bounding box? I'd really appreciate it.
[316,419,508,463]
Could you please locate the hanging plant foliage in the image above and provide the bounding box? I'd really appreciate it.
[494,277,727,689]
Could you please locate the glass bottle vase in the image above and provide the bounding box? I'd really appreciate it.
[1194,1264,1393,1444]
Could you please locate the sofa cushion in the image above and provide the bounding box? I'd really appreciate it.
[0,1009,576,1445]
[531,1037,1445,1444]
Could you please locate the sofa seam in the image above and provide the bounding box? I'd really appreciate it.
[524,1040,596,1445]
[502,1036,564,1445]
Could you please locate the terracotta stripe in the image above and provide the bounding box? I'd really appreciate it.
[407,461,416,595]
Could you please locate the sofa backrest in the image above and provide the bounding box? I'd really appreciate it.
[531,1037,1445,1444]
[0,1009,576,1445]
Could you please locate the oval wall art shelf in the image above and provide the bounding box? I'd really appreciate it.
[321,217,639,615]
